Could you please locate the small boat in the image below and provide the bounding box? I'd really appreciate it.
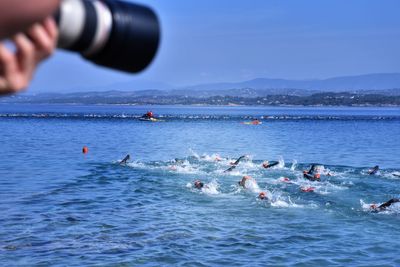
[139,117,163,122]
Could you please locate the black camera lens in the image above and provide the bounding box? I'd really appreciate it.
[56,0,160,73]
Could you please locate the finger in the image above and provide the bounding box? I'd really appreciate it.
[0,43,18,77]
[13,33,35,73]
[0,78,12,95]
[43,17,58,42]
[28,23,54,59]
[0,44,20,94]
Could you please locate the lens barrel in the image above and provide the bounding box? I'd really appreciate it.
[56,0,160,73]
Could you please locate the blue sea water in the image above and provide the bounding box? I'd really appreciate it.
[0,104,400,266]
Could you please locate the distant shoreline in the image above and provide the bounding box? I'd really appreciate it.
[1,102,400,108]
[2,90,400,107]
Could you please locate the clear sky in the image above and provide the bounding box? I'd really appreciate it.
[30,0,400,92]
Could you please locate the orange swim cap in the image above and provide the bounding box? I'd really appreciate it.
[314,174,321,179]
[82,146,89,154]
[259,192,266,199]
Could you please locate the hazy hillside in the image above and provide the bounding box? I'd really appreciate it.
[179,73,400,92]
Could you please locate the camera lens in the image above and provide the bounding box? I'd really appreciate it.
[56,0,160,73]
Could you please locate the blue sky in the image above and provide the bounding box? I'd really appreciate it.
[30,0,400,92]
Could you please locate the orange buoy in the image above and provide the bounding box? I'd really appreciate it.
[82,146,89,154]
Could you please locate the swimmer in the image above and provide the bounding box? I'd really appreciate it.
[301,186,315,192]
[368,165,379,175]
[280,177,291,183]
[214,155,222,161]
[169,165,177,171]
[224,155,247,172]
[262,160,279,169]
[370,198,400,212]
[303,164,321,181]
[119,154,130,165]
[169,158,185,171]
[258,191,269,200]
[174,158,185,164]
[194,180,205,189]
[238,175,255,188]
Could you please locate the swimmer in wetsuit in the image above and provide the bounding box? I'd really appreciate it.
[370,198,400,212]
[368,165,379,175]
[194,180,204,189]
[258,192,269,200]
[303,164,321,181]
[119,154,130,165]
[238,175,257,189]
[262,161,279,169]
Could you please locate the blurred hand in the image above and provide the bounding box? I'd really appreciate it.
[0,17,57,95]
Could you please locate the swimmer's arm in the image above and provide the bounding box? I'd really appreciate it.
[378,199,399,210]
[233,155,246,165]
[0,0,60,39]
[224,165,236,172]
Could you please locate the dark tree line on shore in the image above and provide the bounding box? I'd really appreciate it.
[2,92,400,106]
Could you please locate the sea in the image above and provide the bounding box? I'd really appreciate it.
[0,104,400,266]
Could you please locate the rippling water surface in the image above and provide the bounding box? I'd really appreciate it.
[1,104,400,266]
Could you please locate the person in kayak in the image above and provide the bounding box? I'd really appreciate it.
[262,161,279,169]
[119,154,130,165]
[224,155,247,172]
[370,198,400,212]
[303,164,321,181]
[142,111,154,119]
[368,165,379,175]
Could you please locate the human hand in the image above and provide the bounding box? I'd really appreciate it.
[0,17,58,95]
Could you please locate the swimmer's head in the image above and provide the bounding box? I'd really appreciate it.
[262,161,269,168]
[370,204,378,210]
[303,170,307,174]
[314,173,321,179]
[194,180,204,189]
[258,192,267,200]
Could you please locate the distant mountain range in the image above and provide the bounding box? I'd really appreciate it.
[37,73,400,93]
[1,73,400,105]
[178,73,400,92]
